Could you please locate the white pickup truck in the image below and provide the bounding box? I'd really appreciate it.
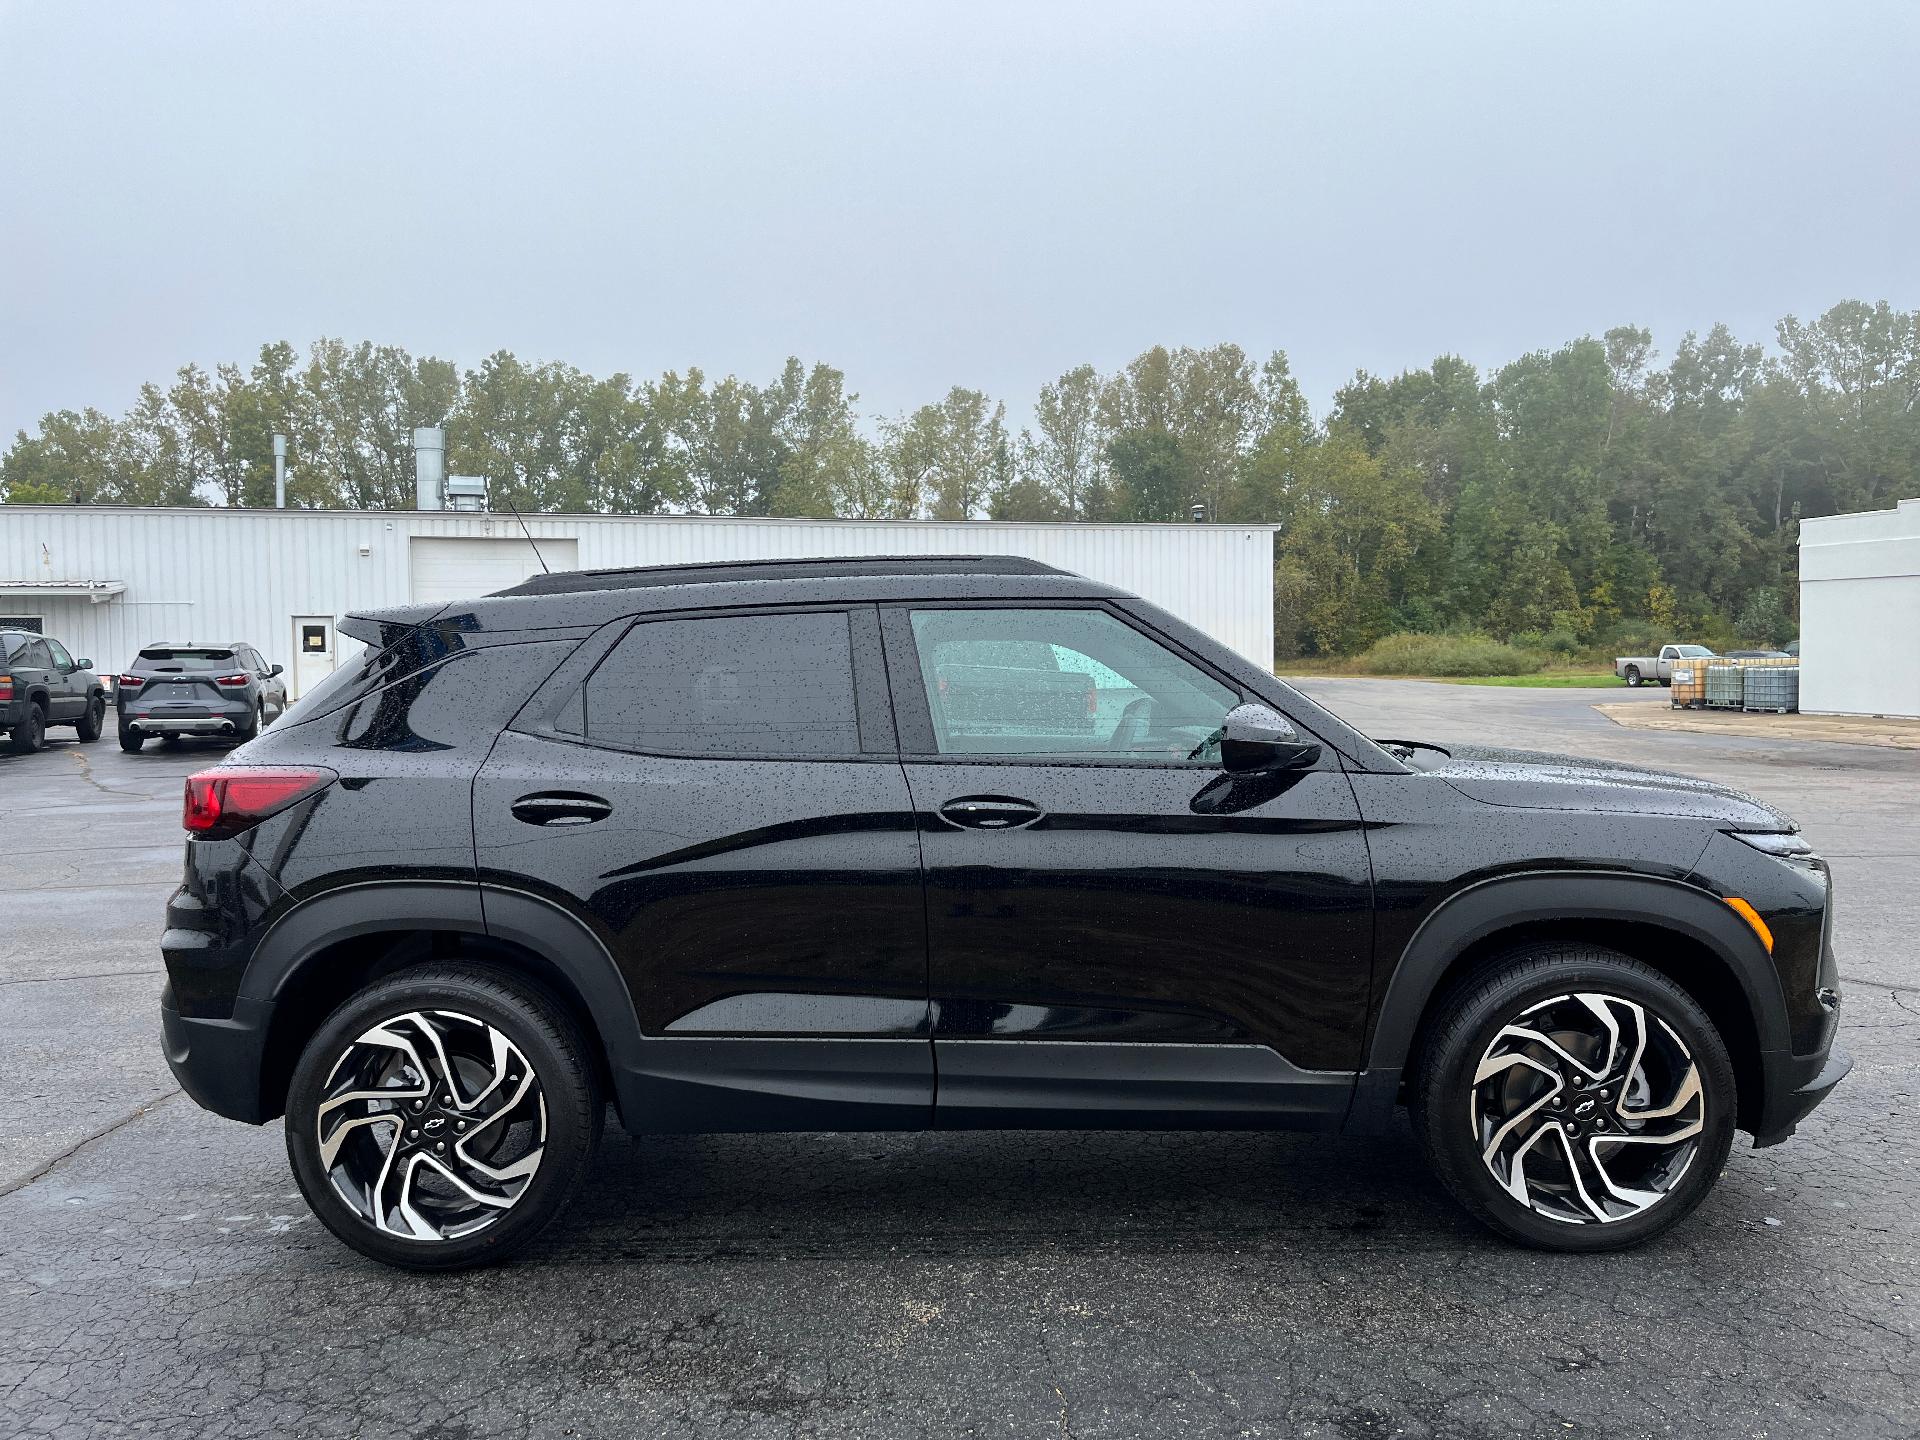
[1614,644,1716,687]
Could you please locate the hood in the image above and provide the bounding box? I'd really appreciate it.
[1412,743,1795,829]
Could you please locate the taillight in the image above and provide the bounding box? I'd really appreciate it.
[183,766,336,839]
[214,674,251,688]
[0,674,11,703]
[119,674,143,689]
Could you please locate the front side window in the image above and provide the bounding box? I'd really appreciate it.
[582,610,861,758]
[907,607,1238,762]
[44,639,73,669]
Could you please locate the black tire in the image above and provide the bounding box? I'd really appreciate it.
[159,733,181,748]
[285,963,602,1271]
[7,703,45,754]
[235,701,261,741]
[1411,943,1735,1252]
[117,723,144,753]
[75,695,105,742]
[1659,678,1671,688]
[1623,666,1643,687]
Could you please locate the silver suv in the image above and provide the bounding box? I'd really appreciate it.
[116,641,290,751]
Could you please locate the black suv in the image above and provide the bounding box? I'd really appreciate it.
[159,557,1847,1269]
[1,629,106,753]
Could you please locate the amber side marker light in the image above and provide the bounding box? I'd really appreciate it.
[1724,897,1774,953]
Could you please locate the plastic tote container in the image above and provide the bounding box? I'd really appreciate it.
[1742,666,1800,713]
[1705,661,1745,709]
[1670,665,1706,708]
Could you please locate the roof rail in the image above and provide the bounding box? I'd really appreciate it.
[489,554,1071,597]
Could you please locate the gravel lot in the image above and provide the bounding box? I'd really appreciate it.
[2,682,1915,1439]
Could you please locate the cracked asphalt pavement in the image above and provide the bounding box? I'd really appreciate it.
[2,683,1914,1438]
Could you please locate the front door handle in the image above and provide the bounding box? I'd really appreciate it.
[938,795,1044,830]
[511,792,613,827]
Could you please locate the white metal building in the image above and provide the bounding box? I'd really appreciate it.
[0,505,1277,698]
[1799,496,1920,718]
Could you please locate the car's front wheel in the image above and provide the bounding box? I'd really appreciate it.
[284,963,601,1270]
[1412,944,1735,1251]
[75,696,105,742]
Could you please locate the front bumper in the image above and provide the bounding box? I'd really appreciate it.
[161,982,277,1124]
[1751,1043,1852,1147]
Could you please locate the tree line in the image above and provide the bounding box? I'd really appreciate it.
[5,300,1917,657]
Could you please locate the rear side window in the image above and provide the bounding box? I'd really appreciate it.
[582,611,860,757]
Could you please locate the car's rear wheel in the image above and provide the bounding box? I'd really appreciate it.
[75,696,105,742]
[117,723,144,752]
[1624,666,1643,686]
[1412,944,1735,1251]
[235,701,262,741]
[7,703,45,754]
[284,964,601,1270]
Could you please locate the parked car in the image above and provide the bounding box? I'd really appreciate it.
[1613,644,1716,687]
[1724,649,1792,660]
[159,557,1847,1269]
[1,628,107,753]
[117,641,289,751]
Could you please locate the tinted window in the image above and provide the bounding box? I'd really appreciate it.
[908,608,1239,762]
[21,640,54,668]
[138,647,236,668]
[584,611,860,757]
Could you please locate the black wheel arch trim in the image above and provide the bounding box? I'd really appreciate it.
[237,880,652,1129]
[1347,870,1789,1134]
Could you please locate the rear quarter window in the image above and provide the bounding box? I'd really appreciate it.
[580,610,861,757]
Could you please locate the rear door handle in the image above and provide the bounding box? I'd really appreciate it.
[511,792,613,827]
[938,795,1044,830]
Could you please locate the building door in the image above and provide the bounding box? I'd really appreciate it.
[291,616,335,700]
[408,536,581,605]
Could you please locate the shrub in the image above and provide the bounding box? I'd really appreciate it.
[1354,631,1548,677]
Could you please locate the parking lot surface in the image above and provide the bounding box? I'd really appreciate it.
[2,683,1915,1438]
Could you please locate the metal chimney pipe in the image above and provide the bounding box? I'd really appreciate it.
[413,427,446,511]
[272,433,287,508]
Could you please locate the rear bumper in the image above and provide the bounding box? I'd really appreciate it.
[1751,1043,1852,1147]
[125,712,249,735]
[161,983,276,1124]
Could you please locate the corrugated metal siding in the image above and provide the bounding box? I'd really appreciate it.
[0,507,1275,675]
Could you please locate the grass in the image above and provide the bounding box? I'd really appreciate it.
[1352,631,1548,678]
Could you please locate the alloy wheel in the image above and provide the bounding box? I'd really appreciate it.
[316,1009,547,1242]
[1470,991,1704,1225]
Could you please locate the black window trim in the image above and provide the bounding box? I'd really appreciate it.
[878,598,1324,771]
[514,601,896,764]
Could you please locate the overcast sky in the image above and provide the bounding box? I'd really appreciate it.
[3,1,1917,440]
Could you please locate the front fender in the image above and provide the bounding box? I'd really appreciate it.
[1347,870,1786,1133]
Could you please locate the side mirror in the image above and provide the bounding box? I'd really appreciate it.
[1220,702,1321,774]
[75,658,93,671]
[269,663,284,677]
